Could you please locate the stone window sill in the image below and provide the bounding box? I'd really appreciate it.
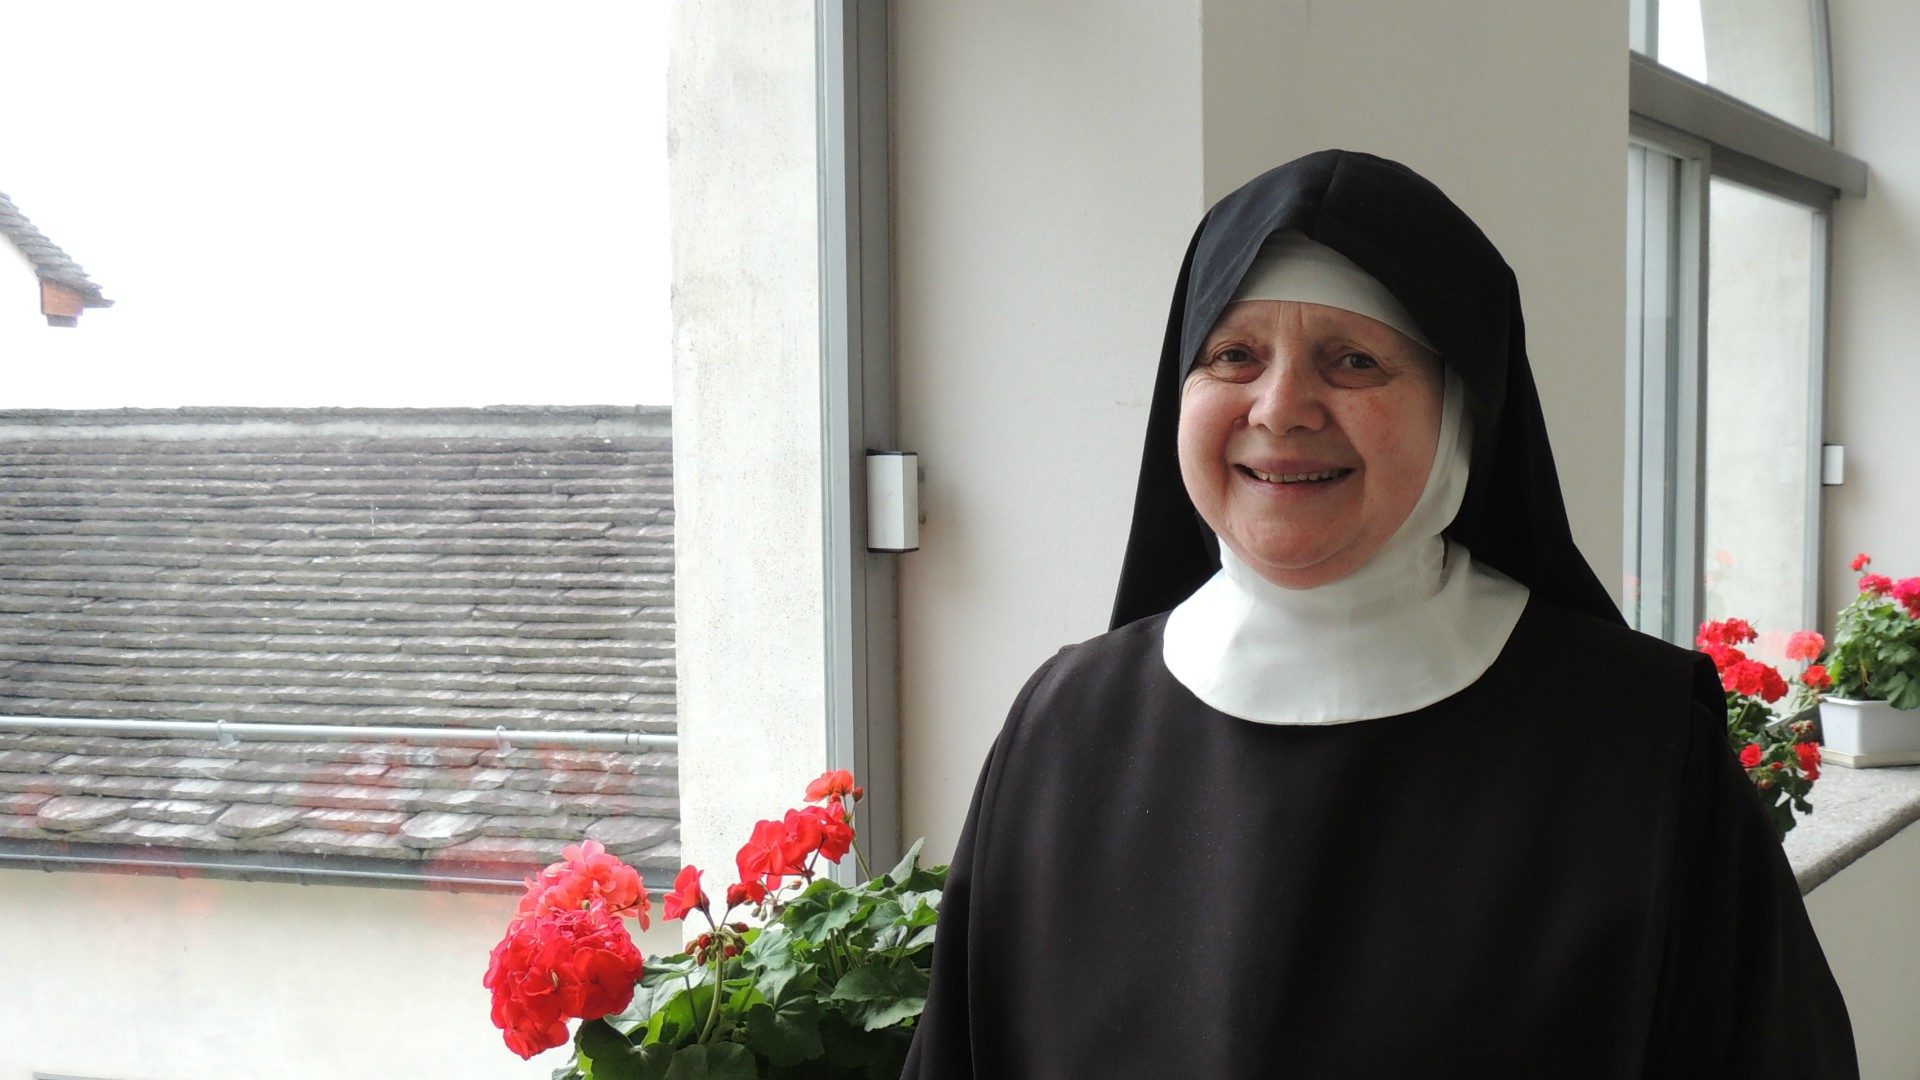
[1783,763,1920,894]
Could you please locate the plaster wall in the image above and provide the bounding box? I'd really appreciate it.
[892,0,1207,861]
[0,241,55,342]
[1823,0,1920,616]
[668,0,829,887]
[1199,0,1631,601]
[0,869,694,1078]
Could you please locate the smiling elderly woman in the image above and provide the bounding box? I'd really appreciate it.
[900,150,1858,1079]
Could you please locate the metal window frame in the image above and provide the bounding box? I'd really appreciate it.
[1625,132,1708,644]
[818,0,902,881]
[1626,26,1856,644]
[1632,0,1841,144]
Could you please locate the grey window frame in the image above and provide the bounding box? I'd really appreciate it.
[819,0,903,879]
[1623,36,1865,645]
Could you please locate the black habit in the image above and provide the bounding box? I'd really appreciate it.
[900,151,1857,1079]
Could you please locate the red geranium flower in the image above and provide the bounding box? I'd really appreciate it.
[726,879,768,909]
[1724,659,1788,703]
[1893,577,1920,618]
[516,839,651,930]
[806,768,862,803]
[484,902,647,1060]
[1851,552,1871,572]
[663,864,710,923]
[1803,663,1833,691]
[1785,631,1825,663]
[736,811,825,890]
[1861,573,1893,596]
[1797,741,1822,781]
[1701,643,1747,674]
[1697,618,1758,649]
[802,803,855,864]
[1739,744,1764,769]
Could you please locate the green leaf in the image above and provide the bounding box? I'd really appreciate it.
[577,1019,648,1080]
[740,996,827,1066]
[644,982,717,1046]
[784,883,860,939]
[884,837,927,885]
[740,922,813,1005]
[661,1043,759,1080]
[828,959,931,1031]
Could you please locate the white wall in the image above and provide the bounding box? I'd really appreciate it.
[1804,821,1920,1079]
[1802,4,1920,1073]
[894,0,1631,864]
[0,869,691,1079]
[0,241,53,342]
[1824,0,1920,615]
[669,0,829,901]
[1200,0,1631,597]
[892,0,1207,860]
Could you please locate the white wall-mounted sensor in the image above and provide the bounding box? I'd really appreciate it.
[867,450,919,552]
[1821,444,1846,487]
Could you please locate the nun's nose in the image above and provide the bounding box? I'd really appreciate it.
[1245,356,1329,434]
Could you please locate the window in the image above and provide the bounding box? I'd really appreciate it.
[0,3,896,1076]
[1624,2,1862,660]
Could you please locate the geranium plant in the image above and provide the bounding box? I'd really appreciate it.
[1824,553,1920,709]
[483,769,947,1079]
[1697,617,1827,837]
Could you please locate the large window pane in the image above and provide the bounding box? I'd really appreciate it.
[1647,0,1824,136]
[1701,178,1821,659]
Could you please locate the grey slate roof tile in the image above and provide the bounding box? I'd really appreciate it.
[0,191,111,305]
[0,408,677,884]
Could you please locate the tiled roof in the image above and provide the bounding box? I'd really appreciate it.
[0,191,111,306]
[0,406,677,886]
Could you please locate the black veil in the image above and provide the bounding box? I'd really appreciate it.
[1109,149,1623,631]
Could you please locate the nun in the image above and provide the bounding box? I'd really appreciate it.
[900,150,1857,1078]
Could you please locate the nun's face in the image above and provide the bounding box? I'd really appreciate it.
[1180,300,1444,589]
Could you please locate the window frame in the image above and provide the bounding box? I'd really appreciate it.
[1623,40,1862,646]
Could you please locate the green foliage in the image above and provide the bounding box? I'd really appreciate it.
[1827,586,1920,709]
[563,838,952,1080]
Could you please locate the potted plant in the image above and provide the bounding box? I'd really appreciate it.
[1697,617,1827,836]
[482,769,945,1079]
[1817,553,1920,767]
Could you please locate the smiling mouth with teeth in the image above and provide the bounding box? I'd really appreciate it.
[1239,465,1356,484]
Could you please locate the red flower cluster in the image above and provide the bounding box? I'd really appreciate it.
[1797,741,1823,781]
[1851,557,1920,616]
[1803,663,1833,691]
[516,839,651,928]
[1697,619,1790,701]
[1785,631,1825,663]
[484,902,646,1059]
[1894,577,1920,618]
[1698,618,1757,648]
[484,839,654,1059]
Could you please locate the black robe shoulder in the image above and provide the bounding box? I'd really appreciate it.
[900,594,1857,1079]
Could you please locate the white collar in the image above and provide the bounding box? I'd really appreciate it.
[1161,371,1529,724]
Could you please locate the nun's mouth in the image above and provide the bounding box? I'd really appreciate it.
[1236,464,1356,487]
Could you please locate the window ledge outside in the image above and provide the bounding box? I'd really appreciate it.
[1783,763,1920,894]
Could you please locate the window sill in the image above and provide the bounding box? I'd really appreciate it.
[1783,763,1920,894]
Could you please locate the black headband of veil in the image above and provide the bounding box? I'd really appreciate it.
[1108,149,1624,631]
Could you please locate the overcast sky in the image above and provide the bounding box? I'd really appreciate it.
[3,2,668,408]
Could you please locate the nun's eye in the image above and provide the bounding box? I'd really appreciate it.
[1338,352,1378,370]
[1211,346,1255,366]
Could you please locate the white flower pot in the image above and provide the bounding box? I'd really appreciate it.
[1818,697,1920,768]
